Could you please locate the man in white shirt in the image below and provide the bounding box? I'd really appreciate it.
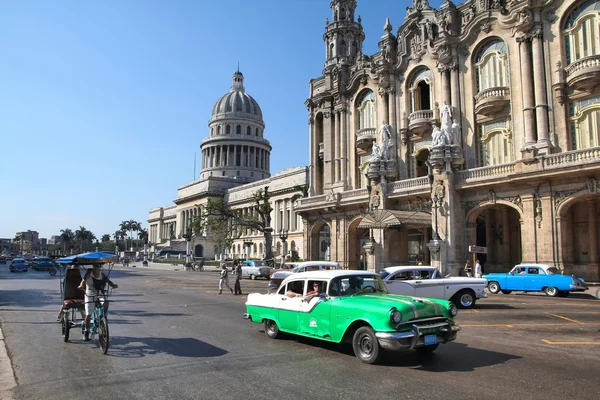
[475,259,483,278]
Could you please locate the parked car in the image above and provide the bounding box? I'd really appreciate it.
[245,270,460,364]
[380,265,488,309]
[10,258,28,273]
[483,264,589,297]
[267,261,339,292]
[30,257,58,273]
[241,260,271,280]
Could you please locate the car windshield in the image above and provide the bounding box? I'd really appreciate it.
[329,275,388,296]
[546,267,561,275]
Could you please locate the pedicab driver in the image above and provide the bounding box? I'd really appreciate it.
[78,263,118,341]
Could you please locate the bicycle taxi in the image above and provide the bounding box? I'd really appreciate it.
[56,252,117,354]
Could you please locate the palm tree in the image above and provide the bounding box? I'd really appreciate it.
[120,219,142,250]
[13,234,23,255]
[74,226,95,252]
[60,229,75,255]
[101,234,111,242]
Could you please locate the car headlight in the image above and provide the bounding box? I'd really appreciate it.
[449,303,458,317]
[390,309,402,323]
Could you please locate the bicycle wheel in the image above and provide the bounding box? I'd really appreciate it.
[98,316,109,354]
[62,312,70,342]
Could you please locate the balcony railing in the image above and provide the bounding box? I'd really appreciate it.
[455,163,517,184]
[542,147,600,170]
[389,177,431,193]
[474,86,510,116]
[356,127,377,140]
[565,55,600,91]
[409,109,434,121]
[474,86,510,102]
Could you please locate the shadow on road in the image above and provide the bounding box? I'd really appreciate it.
[107,336,228,358]
[475,303,519,310]
[0,289,58,308]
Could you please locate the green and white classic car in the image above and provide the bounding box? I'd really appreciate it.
[244,270,460,364]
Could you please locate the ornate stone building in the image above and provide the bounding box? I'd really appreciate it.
[297,0,600,280]
[148,71,307,262]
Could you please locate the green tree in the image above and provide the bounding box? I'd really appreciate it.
[13,234,23,254]
[59,229,75,255]
[101,234,111,242]
[119,220,141,250]
[74,226,95,252]
[191,186,274,262]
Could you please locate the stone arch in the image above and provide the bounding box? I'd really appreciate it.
[194,244,204,258]
[464,201,523,271]
[347,215,370,270]
[413,147,430,178]
[309,221,331,261]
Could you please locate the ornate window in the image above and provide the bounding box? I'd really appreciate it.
[356,90,376,130]
[236,124,241,134]
[474,39,509,93]
[478,119,513,166]
[563,0,600,65]
[226,125,231,134]
[569,95,600,149]
[408,68,432,111]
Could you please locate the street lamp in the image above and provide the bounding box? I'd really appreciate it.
[278,229,288,267]
[95,240,99,253]
[432,194,444,240]
[182,227,193,264]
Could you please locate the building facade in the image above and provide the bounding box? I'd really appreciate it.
[148,72,307,261]
[297,0,600,280]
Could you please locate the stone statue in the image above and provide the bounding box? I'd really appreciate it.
[371,142,382,161]
[450,119,460,145]
[380,120,392,143]
[440,101,453,129]
[432,125,447,147]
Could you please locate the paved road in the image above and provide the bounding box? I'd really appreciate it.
[0,266,599,400]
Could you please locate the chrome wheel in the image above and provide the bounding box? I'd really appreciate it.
[488,282,500,294]
[545,286,558,297]
[264,319,280,339]
[455,290,475,309]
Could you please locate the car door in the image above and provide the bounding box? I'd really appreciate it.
[412,269,447,300]
[298,280,331,338]
[525,267,545,291]
[506,266,527,290]
[384,270,416,296]
[277,280,303,332]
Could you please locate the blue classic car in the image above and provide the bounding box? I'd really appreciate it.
[9,258,29,273]
[484,264,588,297]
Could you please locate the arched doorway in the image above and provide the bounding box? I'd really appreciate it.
[348,217,370,270]
[466,204,522,272]
[310,222,331,261]
[414,148,430,178]
[194,244,204,258]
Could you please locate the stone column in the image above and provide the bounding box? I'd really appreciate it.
[517,35,537,147]
[334,112,340,182]
[521,194,536,263]
[502,208,511,264]
[485,210,493,266]
[290,198,295,231]
[323,113,333,187]
[233,145,237,167]
[531,29,550,150]
[309,116,316,195]
[441,68,451,106]
[451,64,461,119]
[423,227,430,264]
[340,109,347,186]
[273,201,278,233]
[282,199,288,232]
[587,200,598,265]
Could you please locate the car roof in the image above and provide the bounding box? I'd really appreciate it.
[384,265,435,273]
[294,261,339,267]
[513,264,554,271]
[282,270,378,283]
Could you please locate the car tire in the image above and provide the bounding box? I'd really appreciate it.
[352,326,381,364]
[416,344,439,355]
[501,290,512,295]
[488,281,500,294]
[250,274,256,280]
[264,319,280,339]
[544,286,558,297]
[453,289,476,309]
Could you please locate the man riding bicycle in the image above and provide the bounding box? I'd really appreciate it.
[77,263,118,341]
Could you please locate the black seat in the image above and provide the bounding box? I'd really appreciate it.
[62,268,84,309]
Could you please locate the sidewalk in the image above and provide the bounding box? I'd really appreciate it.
[117,261,221,273]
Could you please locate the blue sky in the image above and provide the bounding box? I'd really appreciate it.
[0,0,443,239]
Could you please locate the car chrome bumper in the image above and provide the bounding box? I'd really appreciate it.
[375,320,460,350]
[478,291,488,298]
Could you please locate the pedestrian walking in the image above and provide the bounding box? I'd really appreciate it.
[233,260,242,295]
[464,260,472,277]
[219,263,233,294]
[474,259,482,278]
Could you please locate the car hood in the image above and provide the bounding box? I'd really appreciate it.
[338,293,449,320]
[442,277,488,285]
[270,271,293,280]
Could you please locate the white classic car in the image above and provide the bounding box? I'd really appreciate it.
[381,266,488,309]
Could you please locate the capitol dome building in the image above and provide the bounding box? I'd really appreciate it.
[200,71,272,182]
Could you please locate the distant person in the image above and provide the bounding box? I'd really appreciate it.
[464,260,472,277]
[233,260,242,295]
[218,263,233,295]
[475,259,482,278]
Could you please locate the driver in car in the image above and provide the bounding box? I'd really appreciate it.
[343,276,362,295]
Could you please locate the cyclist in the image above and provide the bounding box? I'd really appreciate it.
[77,264,118,341]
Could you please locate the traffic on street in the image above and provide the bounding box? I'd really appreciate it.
[0,264,599,400]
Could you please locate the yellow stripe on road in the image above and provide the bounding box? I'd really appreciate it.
[471,309,480,313]
[542,339,600,345]
[545,313,585,325]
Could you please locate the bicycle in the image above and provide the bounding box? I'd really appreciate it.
[81,290,111,354]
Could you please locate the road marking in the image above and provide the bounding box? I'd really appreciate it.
[542,339,600,345]
[461,323,573,327]
[471,309,480,313]
[506,325,514,328]
[545,313,585,325]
